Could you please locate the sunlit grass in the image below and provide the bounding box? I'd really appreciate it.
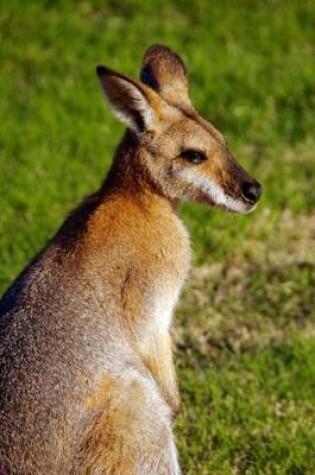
[1,1,314,472]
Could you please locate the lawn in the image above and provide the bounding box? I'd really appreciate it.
[1,1,314,473]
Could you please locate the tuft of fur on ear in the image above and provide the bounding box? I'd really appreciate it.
[96,65,156,134]
[140,44,190,108]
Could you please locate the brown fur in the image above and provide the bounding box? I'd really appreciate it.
[0,45,261,474]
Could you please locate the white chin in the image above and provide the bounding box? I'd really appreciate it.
[218,200,251,214]
[224,195,260,213]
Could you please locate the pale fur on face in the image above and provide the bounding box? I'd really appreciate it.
[178,168,251,214]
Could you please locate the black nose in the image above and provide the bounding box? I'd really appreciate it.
[241,181,263,204]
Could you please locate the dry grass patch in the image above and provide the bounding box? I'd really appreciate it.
[175,209,315,356]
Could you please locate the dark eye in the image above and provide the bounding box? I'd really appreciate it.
[180,149,207,164]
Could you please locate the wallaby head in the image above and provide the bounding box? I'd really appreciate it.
[97,45,262,213]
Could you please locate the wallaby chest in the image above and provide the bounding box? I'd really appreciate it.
[85,195,190,332]
[119,205,191,332]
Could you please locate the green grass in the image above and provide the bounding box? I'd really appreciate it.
[177,337,315,474]
[1,1,315,473]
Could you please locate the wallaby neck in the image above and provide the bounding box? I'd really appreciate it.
[53,131,182,258]
[102,130,177,210]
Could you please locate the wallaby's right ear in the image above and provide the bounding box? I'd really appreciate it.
[96,65,160,134]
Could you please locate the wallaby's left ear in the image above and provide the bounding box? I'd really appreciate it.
[96,65,161,134]
[140,44,190,109]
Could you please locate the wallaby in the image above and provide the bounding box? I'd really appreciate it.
[0,45,262,474]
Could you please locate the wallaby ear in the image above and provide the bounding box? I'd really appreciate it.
[140,44,190,108]
[96,65,159,134]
